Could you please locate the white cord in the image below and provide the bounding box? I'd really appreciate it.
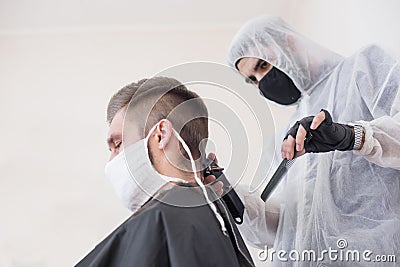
[173,129,228,235]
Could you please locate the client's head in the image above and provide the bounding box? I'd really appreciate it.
[107,77,208,182]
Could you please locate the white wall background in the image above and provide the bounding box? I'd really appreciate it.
[0,1,399,266]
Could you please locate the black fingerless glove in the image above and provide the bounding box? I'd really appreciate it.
[285,110,355,153]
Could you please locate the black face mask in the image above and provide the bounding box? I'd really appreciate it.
[258,67,301,105]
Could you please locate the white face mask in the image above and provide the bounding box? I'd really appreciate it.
[105,120,227,234]
[105,123,188,214]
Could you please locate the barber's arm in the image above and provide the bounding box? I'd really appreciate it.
[352,114,400,170]
[282,109,400,170]
[204,153,279,248]
[234,184,280,248]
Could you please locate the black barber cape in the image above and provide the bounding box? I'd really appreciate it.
[76,184,255,267]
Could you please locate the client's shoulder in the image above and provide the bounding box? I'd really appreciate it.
[124,184,218,230]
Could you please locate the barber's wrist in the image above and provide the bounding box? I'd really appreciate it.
[350,124,364,150]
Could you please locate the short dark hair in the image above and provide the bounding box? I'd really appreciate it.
[127,77,209,163]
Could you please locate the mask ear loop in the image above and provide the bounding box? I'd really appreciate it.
[145,120,227,235]
[172,128,228,235]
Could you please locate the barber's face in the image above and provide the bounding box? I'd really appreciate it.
[236,57,272,86]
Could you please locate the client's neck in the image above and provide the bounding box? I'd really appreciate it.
[160,165,200,184]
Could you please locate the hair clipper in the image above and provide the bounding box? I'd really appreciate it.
[203,160,245,224]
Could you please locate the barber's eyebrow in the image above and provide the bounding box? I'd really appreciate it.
[253,59,264,72]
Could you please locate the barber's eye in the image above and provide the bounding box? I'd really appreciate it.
[245,76,257,84]
[260,61,268,69]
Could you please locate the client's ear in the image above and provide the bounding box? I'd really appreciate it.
[158,119,173,149]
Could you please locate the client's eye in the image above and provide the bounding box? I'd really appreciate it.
[115,141,122,150]
[109,141,122,153]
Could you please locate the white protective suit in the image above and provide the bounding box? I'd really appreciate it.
[228,16,400,266]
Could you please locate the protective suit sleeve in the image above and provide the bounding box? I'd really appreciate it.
[235,184,280,249]
[355,114,400,170]
[352,46,400,170]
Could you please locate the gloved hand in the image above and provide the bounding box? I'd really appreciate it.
[282,109,355,159]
